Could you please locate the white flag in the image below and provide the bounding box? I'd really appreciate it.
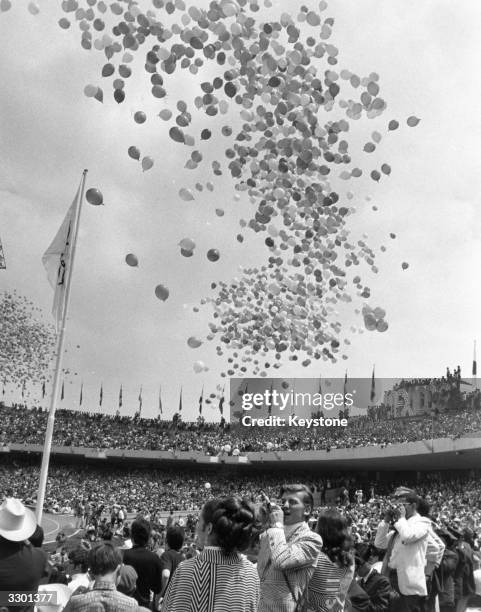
[42,191,79,332]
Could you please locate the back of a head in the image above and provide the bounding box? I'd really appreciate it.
[317,509,353,568]
[354,542,373,568]
[280,484,314,519]
[417,498,430,517]
[88,542,122,577]
[202,496,256,554]
[166,525,185,551]
[130,517,151,547]
[69,547,89,573]
[117,564,138,597]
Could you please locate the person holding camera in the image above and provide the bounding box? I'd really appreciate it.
[375,493,442,612]
[257,484,323,612]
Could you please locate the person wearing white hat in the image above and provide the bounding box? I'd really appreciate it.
[0,498,50,612]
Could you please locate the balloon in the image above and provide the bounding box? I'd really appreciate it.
[193,360,205,373]
[84,84,97,98]
[179,238,195,251]
[134,111,146,124]
[152,85,166,98]
[187,336,202,348]
[154,284,169,301]
[207,249,220,262]
[376,320,389,332]
[220,0,238,17]
[102,64,115,77]
[364,314,377,331]
[86,188,103,206]
[114,89,125,104]
[141,156,154,172]
[169,127,185,143]
[179,188,194,201]
[158,109,172,121]
[28,2,40,15]
[128,146,140,160]
[125,253,138,267]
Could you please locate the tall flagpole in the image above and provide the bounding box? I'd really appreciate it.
[36,170,88,523]
[474,340,478,391]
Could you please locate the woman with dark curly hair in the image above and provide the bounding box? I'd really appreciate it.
[161,496,259,612]
[306,509,355,612]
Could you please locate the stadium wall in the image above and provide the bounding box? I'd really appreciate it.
[2,435,480,471]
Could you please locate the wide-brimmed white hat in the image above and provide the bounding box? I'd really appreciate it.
[0,498,37,541]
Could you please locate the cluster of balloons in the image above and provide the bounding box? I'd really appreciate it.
[0,291,56,388]
[361,305,388,333]
[46,0,420,383]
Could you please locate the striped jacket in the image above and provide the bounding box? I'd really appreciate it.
[161,547,259,612]
[257,523,323,612]
[306,552,354,612]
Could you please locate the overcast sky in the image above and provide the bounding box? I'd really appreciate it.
[1,0,480,420]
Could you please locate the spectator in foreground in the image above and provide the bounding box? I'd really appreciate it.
[123,517,163,608]
[307,508,355,612]
[257,483,323,612]
[347,543,391,612]
[63,541,150,611]
[375,493,439,612]
[161,496,259,612]
[159,526,185,598]
[0,498,49,612]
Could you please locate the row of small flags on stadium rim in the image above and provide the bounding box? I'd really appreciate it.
[473,341,477,377]
[47,380,226,416]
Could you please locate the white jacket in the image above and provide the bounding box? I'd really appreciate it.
[375,514,435,596]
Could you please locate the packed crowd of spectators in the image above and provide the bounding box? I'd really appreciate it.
[1,456,481,532]
[1,403,480,455]
[1,464,480,612]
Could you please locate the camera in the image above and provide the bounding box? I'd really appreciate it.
[384,506,398,523]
